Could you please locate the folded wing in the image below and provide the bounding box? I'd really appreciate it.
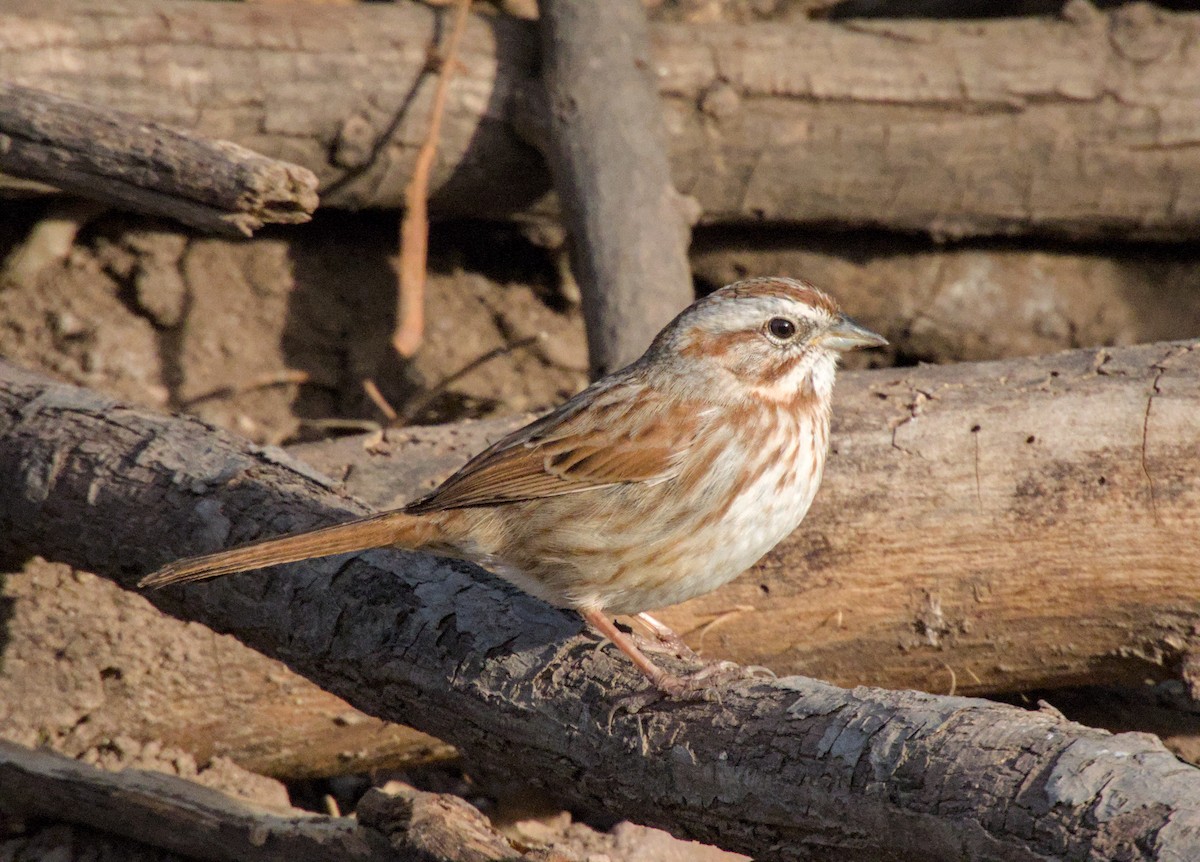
[405,378,702,512]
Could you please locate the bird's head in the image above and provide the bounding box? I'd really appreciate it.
[652,277,887,405]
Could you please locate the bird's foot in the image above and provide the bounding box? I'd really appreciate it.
[611,661,774,715]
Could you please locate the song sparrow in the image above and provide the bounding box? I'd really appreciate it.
[142,277,886,695]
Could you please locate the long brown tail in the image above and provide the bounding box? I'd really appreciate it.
[139,510,437,588]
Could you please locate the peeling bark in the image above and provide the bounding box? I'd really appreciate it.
[3,359,1200,860]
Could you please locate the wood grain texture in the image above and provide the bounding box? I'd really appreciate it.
[292,340,1200,696]
[4,1,1200,238]
[4,359,1200,860]
[0,83,317,236]
[0,0,547,218]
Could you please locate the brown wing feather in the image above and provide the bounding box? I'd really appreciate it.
[405,377,700,513]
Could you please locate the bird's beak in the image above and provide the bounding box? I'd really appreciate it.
[819,315,889,352]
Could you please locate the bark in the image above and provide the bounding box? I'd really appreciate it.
[0,83,318,236]
[292,339,1200,697]
[0,740,524,862]
[4,362,1200,860]
[537,0,695,375]
[4,1,1200,239]
[1038,685,1200,768]
[0,558,453,780]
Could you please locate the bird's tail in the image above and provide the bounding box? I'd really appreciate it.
[139,510,440,588]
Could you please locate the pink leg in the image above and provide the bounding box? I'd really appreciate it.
[582,609,761,701]
[581,607,675,690]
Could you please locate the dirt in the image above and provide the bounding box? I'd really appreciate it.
[0,209,589,446]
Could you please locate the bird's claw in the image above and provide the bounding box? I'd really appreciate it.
[609,660,763,717]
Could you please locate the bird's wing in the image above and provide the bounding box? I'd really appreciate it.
[404,377,702,513]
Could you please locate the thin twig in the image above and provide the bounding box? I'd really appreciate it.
[180,369,310,408]
[392,0,473,358]
[400,335,539,423]
[298,418,383,434]
[362,377,400,424]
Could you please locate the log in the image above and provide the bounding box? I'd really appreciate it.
[537,0,695,375]
[4,361,1200,860]
[289,338,1200,696]
[0,740,524,862]
[4,1,1200,239]
[0,557,453,780]
[0,740,392,862]
[0,83,318,236]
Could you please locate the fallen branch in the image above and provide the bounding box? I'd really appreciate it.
[0,740,390,862]
[5,1,1200,239]
[537,0,695,375]
[0,740,523,862]
[3,360,1200,860]
[0,83,318,236]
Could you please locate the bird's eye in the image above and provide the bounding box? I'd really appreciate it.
[767,317,797,340]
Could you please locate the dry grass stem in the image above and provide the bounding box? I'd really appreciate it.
[392,0,473,358]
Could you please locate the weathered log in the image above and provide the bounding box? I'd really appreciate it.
[0,83,318,236]
[291,338,1200,696]
[4,360,1200,860]
[0,740,391,862]
[3,1,1200,239]
[537,0,695,375]
[0,557,453,780]
[0,0,548,218]
[0,740,526,862]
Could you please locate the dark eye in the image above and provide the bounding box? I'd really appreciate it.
[767,317,797,340]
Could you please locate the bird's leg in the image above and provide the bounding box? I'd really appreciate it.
[581,607,681,692]
[631,612,698,660]
[582,608,773,711]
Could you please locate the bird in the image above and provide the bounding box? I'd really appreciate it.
[141,277,887,696]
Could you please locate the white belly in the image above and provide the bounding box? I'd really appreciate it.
[623,419,826,613]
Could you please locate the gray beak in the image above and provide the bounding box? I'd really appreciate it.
[819,315,889,352]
